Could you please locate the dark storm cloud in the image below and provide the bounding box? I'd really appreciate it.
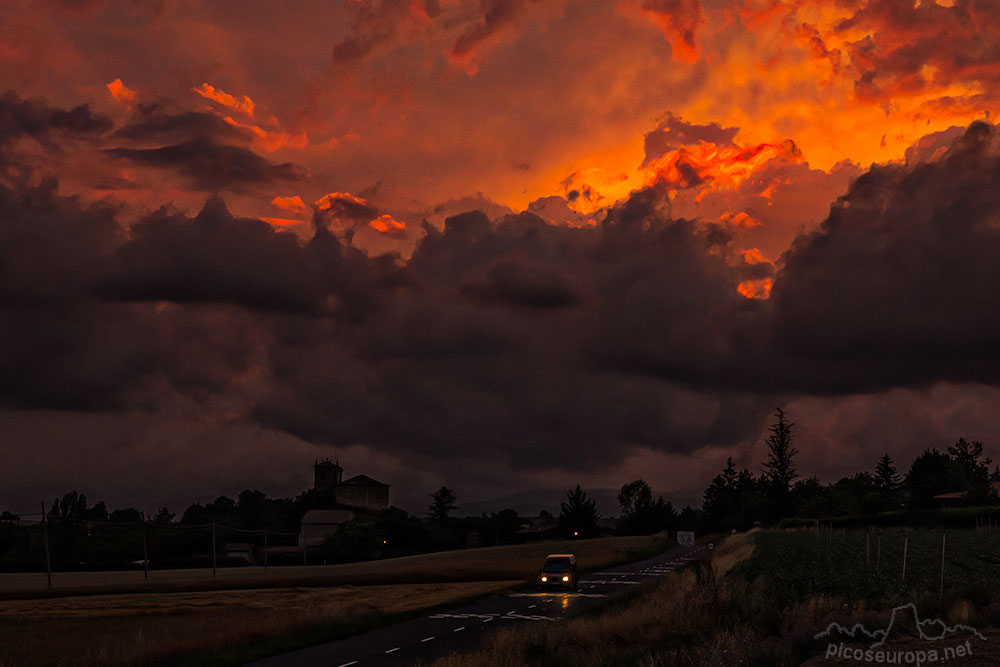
[641,113,738,166]
[113,101,253,145]
[100,197,325,313]
[768,121,1000,392]
[6,92,1000,475]
[104,140,308,190]
[0,90,111,148]
[830,0,1000,107]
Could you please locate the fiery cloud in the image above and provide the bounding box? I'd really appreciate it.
[193,83,255,118]
[620,0,703,63]
[644,138,798,193]
[106,78,138,109]
[369,213,407,237]
[4,1,1000,510]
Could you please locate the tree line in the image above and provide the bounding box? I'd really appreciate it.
[2,408,997,571]
[700,409,999,532]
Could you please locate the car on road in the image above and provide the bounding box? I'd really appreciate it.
[538,553,578,591]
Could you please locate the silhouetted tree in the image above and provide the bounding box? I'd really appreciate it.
[109,507,143,523]
[558,485,599,537]
[874,453,901,491]
[905,448,957,509]
[703,459,761,530]
[151,507,174,525]
[428,486,457,521]
[761,408,798,520]
[948,438,992,503]
[617,479,675,535]
[618,480,654,518]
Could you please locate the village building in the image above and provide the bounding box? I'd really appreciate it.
[299,508,355,548]
[312,459,390,510]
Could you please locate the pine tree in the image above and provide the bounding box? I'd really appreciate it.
[761,408,798,520]
[428,486,457,521]
[874,453,901,491]
[558,484,599,537]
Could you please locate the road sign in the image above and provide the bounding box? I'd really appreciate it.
[677,530,695,546]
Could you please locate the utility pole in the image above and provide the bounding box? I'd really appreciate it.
[141,511,149,580]
[212,519,217,575]
[41,502,52,587]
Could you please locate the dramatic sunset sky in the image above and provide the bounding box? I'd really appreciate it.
[2,0,1000,513]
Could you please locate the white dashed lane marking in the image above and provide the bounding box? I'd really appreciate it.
[337,662,357,667]
[453,626,466,632]
[385,647,399,654]
[421,636,435,642]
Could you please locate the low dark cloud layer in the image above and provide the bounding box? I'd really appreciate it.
[0,90,111,148]
[3,92,1000,498]
[104,140,307,190]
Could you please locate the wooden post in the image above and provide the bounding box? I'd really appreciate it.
[141,511,149,580]
[263,528,268,573]
[212,519,217,575]
[902,535,908,581]
[939,532,946,599]
[41,502,52,588]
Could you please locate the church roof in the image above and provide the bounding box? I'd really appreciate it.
[342,474,389,487]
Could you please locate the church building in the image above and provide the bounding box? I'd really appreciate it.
[313,459,390,511]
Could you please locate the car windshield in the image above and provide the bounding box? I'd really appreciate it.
[543,558,573,572]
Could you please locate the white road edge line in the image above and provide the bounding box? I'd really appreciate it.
[421,636,435,642]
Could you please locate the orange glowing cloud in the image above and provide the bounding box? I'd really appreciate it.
[106,78,138,109]
[369,214,406,236]
[316,191,369,211]
[619,0,703,63]
[741,247,768,264]
[193,83,255,117]
[645,139,795,193]
[260,217,305,227]
[719,211,763,229]
[270,195,308,214]
[222,116,308,152]
[737,278,773,300]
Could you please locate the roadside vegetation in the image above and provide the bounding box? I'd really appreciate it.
[434,527,1000,666]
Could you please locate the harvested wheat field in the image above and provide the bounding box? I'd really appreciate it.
[0,534,665,599]
[0,580,516,667]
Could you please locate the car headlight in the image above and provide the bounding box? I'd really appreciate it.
[541,576,547,582]
[562,575,570,582]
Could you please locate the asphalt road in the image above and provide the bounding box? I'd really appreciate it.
[247,543,710,667]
